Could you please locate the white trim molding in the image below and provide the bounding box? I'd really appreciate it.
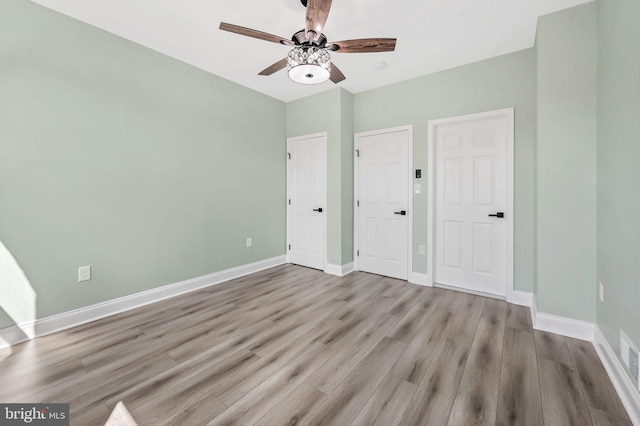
[324,262,354,277]
[534,312,595,342]
[529,296,538,330]
[286,132,328,272]
[427,108,515,299]
[353,125,414,280]
[512,292,595,342]
[0,325,30,349]
[507,290,534,308]
[0,255,286,349]
[499,291,639,422]
[409,272,431,286]
[594,326,640,425]
[324,264,341,277]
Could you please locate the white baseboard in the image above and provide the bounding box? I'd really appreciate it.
[594,326,640,425]
[529,296,538,328]
[534,312,595,341]
[324,262,354,277]
[409,272,431,286]
[324,264,341,276]
[342,262,355,276]
[0,255,286,349]
[520,292,594,342]
[0,324,31,349]
[507,290,534,307]
[507,292,637,422]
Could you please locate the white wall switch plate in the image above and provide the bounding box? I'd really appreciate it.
[246,237,252,248]
[419,244,426,255]
[414,183,422,194]
[78,265,91,282]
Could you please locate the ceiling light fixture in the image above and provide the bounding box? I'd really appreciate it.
[287,46,331,85]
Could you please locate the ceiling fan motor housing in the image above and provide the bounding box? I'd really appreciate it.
[291,29,327,47]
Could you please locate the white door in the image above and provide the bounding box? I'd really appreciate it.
[287,133,327,270]
[433,110,512,296]
[356,128,411,280]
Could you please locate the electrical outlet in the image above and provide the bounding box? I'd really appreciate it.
[418,244,426,255]
[78,265,91,282]
[246,237,252,248]
[599,282,604,302]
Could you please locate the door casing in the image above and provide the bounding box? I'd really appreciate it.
[354,125,414,280]
[427,108,514,299]
[286,132,328,271]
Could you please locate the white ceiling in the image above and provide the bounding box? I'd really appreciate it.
[31,0,591,102]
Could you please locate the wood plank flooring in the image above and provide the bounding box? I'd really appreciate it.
[0,264,631,425]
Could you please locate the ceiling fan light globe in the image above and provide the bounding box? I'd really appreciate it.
[287,47,331,84]
[288,64,330,84]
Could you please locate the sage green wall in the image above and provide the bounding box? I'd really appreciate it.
[596,0,640,368]
[340,91,355,264]
[286,88,353,267]
[3,0,628,340]
[535,3,597,321]
[0,0,286,325]
[353,50,536,290]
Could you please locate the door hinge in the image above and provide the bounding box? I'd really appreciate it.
[287,153,291,159]
[357,200,359,207]
[355,149,360,157]
[357,250,360,256]
[288,244,291,250]
[288,199,291,205]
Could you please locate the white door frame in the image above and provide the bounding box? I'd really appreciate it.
[427,108,514,298]
[354,125,414,279]
[286,132,328,270]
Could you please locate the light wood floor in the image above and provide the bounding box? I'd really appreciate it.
[0,265,631,425]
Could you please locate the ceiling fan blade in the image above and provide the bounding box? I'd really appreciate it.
[259,58,289,76]
[328,38,396,53]
[329,63,346,83]
[305,0,332,40]
[219,22,291,45]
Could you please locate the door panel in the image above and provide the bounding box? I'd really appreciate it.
[356,129,410,280]
[435,115,507,296]
[287,134,326,270]
[443,221,462,269]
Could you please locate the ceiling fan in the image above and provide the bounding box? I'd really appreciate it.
[219,0,396,85]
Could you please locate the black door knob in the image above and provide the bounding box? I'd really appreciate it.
[488,212,504,218]
[313,208,323,213]
[394,210,407,216]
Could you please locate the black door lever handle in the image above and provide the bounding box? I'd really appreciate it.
[313,208,323,213]
[394,210,407,216]
[488,212,504,218]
